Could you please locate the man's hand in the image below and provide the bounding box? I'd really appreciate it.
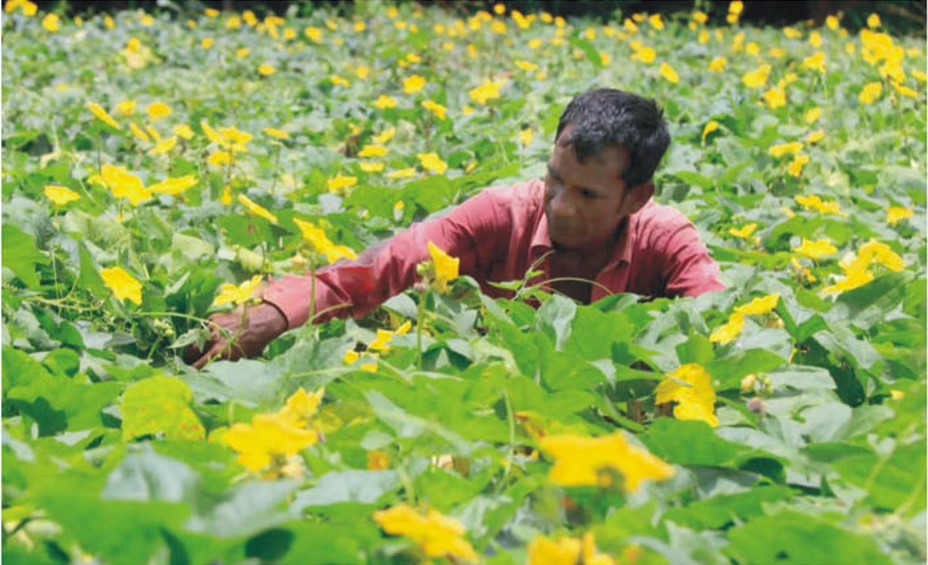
[185,302,289,369]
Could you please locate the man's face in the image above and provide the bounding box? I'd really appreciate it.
[544,132,639,254]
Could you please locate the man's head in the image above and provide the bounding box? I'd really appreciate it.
[555,88,671,188]
[544,89,671,254]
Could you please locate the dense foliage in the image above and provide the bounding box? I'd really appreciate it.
[2,1,926,563]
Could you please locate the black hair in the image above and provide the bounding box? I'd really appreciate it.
[555,88,671,188]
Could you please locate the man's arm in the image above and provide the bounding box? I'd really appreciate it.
[187,187,509,367]
[659,220,726,298]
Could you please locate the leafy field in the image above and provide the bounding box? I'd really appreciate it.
[2,1,926,563]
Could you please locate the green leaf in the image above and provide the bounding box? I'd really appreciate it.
[724,511,894,565]
[831,271,915,329]
[832,440,926,515]
[292,470,399,508]
[2,224,45,288]
[102,446,200,503]
[565,306,635,361]
[534,294,576,350]
[121,376,205,441]
[705,349,786,391]
[663,486,795,529]
[185,479,299,538]
[641,419,742,467]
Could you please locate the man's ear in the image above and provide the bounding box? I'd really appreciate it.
[625,181,655,213]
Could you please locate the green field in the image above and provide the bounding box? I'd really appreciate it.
[2,1,926,563]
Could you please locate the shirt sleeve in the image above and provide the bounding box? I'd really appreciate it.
[262,188,509,330]
[659,219,726,298]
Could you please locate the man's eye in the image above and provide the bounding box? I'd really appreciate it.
[581,189,597,199]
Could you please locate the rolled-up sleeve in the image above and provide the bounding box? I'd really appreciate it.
[262,188,509,330]
[660,221,726,298]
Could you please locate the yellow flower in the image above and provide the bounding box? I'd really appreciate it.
[387,168,417,179]
[708,56,727,72]
[330,75,351,88]
[44,185,81,206]
[204,7,219,17]
[367,450,389,470]
[100,267,143,305]
[146,101,172,121]
[224,413,318,472]
[403,74,426,94]
[87,102,121,130]
[359,161,385,173]
[258,63,276,76]
[373,504,477,561]
[5,0,37,16]
[528,533,615,565]
[763,87,786,109]
[173,124,195,140]
[518,128,533,146]
[538,431,674,490]
[787,154,810,177]
[728,222,757,239]
[659,62,679,84]
[468,79,502,105]
[207,151,231,167]
[806,130,825,144]
[263,127,290,140]
[734,293,780,315]
[858,240,905,272]
[374,128,396,144]
[327,174,358,194]
[213,274,263,307]
[200,37,214,49]
[145,125,161,142]
[656,363,719,426]
[42,13,60,32]
[891,81,918,99]
[825,14,839,30]
[822,266,874,295]
[729,1,744,15]
[515,59,539,72]
[148,135,177,155]
[344,349,378,372]
[859,81,883,105]
[795,194,842,215]
[373,94,398,109]
[794,238,837,260]
[741,64,771,89]
[292,218,358,263]
[91,163,152,206]
[277,387,325,428]
[709,312,744,346]
[358,144,389,158]
[802,51,826,73]
[867,13,881,28]
[237,194,278,224]
[701,120,720,144]
[805,107,822,123]
[692,10,708,24]
[768,141,803,157]
[218,126,253,152]
[631,46,656,63]
[886,206,913,226]
[355,65,370,79]
[236,47,250,58]
[114,100,136,117]
[417,153,448,175]
[427,241,459,293]
[421,99,447,120]
[147,174,198,196]
[304,26,323,43]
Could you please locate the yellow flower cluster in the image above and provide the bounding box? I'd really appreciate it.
[795,194,843,215]
[223,388,325,477]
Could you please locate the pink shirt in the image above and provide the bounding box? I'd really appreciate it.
[263,179,724,330]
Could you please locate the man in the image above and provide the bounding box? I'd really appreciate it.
[188,88,724,368]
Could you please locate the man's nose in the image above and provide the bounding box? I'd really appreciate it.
[550,189,577,218]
